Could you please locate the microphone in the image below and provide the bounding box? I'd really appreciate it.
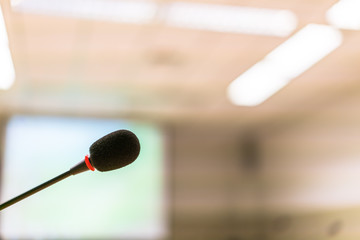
[0,129,140,211]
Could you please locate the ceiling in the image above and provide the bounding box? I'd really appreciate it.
[0,0,359,127]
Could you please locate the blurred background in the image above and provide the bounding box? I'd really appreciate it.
[0,0,360,239]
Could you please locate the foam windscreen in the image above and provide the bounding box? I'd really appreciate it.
[89,130,140,172]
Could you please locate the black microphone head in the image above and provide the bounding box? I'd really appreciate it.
[89,130,140,172]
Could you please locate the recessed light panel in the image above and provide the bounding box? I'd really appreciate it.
[327,0,360,30]
[165,2,297,37]
[0,4,15,90]
[227,24,342,106]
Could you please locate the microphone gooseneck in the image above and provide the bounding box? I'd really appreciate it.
[0,171,72,211]
[0,129,141,211]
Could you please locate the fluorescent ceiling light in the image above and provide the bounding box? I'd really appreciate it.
[0,4,15,90]
[164,2,297,37]
[327,0,360,30]
[227,24,342,106]
[11,0,157,24]
[12,0,297,37]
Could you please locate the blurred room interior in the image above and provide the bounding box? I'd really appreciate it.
[1,0,360,239]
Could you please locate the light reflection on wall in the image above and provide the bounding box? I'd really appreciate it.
[0,115,166,239]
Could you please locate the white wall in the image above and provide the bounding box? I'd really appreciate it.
[261,95,360,239]
[169,95,360,240]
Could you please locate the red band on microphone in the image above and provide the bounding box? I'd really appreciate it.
[85,155,95,171]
